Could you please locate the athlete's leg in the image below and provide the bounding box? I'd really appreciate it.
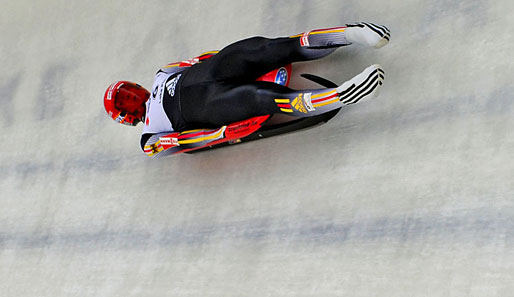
[184,36,335,84]
[181,64,385,127]
[184,23,390,83]
[182,82,286,126]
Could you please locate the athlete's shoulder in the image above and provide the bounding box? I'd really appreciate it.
[158,51,219,74]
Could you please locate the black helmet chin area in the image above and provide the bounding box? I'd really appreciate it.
[131,118,141,126]
[117,111,141,126]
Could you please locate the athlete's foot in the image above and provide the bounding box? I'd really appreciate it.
[345,22,391,48]
[337,64,385,105]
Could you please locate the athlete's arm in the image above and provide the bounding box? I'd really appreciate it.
[140,132,178,158]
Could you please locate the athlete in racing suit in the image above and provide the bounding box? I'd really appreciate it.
[103,23,390,157]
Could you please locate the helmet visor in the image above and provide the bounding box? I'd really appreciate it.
[114,84,148,119]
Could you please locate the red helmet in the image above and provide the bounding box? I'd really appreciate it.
[103,81,150,126]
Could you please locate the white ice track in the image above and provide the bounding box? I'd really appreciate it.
[1,1,514,296]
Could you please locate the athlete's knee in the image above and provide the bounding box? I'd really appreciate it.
[254,83,291,111]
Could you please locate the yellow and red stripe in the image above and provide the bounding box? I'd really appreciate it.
[289,27,346,38]
[274,98,293,113]
[311,90,339,108]
[163,51,219,68]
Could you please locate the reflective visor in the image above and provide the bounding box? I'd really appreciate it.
[114,84,149,119]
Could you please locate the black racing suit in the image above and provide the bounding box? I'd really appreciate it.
[141,27,352,151]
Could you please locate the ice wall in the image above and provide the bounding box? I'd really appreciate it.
[1,1,514,296]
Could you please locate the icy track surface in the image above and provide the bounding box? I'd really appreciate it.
[1,1,514,296]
